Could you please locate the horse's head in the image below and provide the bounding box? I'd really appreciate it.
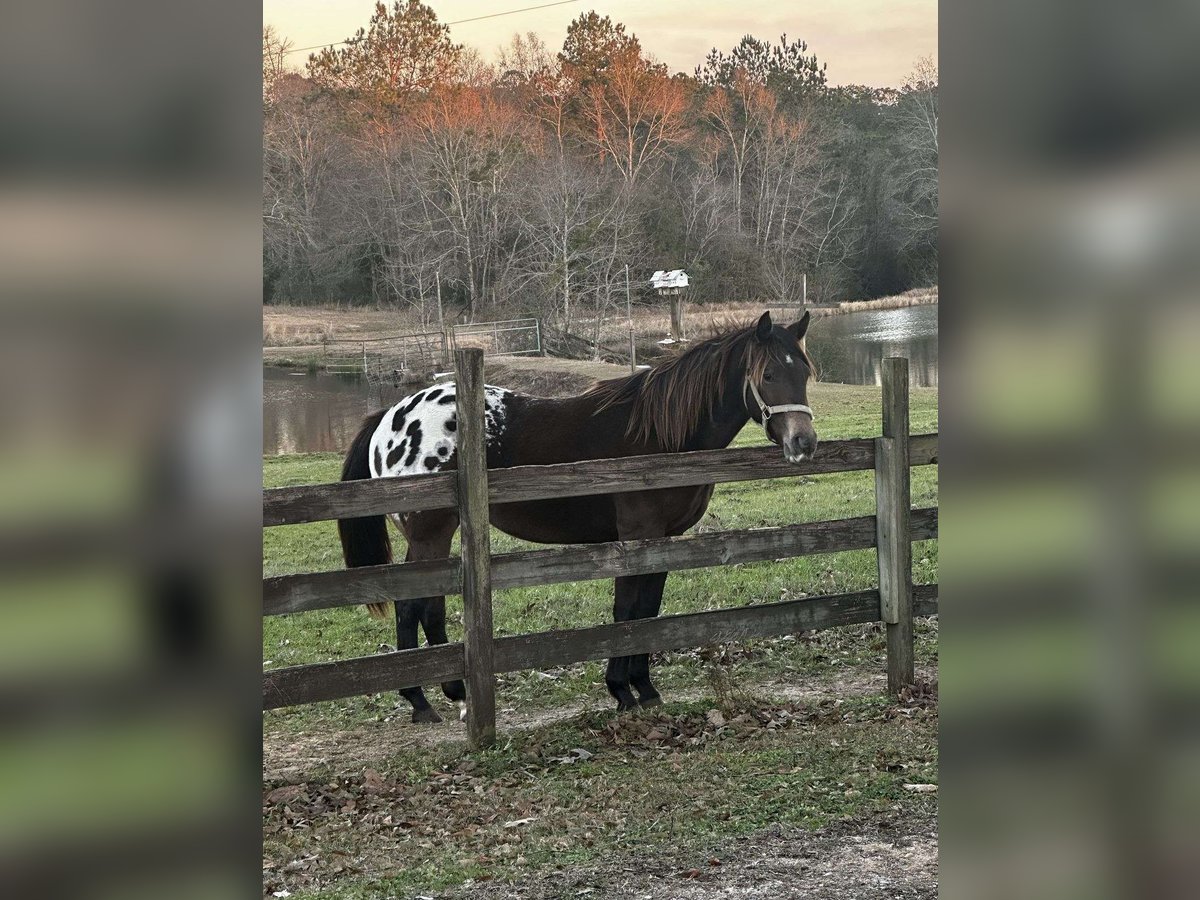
[746,311,818,464]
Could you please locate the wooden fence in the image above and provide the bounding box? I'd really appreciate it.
[262,351,938,748]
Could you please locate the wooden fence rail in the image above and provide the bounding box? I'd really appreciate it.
[262,350,938,749]
[264,509,938,616]
[264,585,939,711]
[262,434,938,527]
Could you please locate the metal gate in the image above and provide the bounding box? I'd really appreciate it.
[323,331,448,384]
[449,318,541,356]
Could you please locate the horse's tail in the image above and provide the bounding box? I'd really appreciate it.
[337,409,393,621]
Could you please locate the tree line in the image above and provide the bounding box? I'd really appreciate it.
[263,1,937,328]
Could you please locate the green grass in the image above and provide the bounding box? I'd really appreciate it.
[264,352,325,372]
[262,381,938,731]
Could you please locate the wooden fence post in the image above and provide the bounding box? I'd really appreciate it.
[454,348,497,748]
[877,356,913,694]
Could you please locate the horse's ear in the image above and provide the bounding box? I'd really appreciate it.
[787,311,811,341]
[755,312,773,343]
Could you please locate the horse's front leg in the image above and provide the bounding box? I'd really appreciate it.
[605,575,641,711]
[627,571,668,706]
[609,492,677,711]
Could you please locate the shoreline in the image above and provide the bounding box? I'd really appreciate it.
[262,288,937,370]
[809,291,937,318]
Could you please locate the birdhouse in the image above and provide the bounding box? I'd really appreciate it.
[649,269,689,296]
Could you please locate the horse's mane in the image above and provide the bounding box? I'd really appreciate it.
[585,320,813,450]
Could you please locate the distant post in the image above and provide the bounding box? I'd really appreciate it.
[454,348,497,748]
[625,264,636,373]
[436,272,448,367]
[877,357,913,693]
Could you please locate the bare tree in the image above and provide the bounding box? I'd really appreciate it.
[263,26,291,101]
[702,68,775,230]
[671,138,732,273]
[513,155,622,329]
[748,111,856,304]
[581,47,691,187]
[497,32,554,83]
[408,86,528,320]
[264,75,362,302]
[893,56,938,269]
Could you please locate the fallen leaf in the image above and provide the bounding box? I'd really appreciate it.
[903,783,938,793]
[503,817,538,828]
[264,785,305,805]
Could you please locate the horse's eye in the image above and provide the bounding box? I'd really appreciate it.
[763,370,774,382]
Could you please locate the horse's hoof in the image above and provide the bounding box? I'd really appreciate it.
[638,694,663,708]
[412,707,443,724]
[616,700,639,713]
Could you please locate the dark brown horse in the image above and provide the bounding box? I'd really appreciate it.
[337,312,817,722]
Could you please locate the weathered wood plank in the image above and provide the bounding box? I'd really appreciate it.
[485,438,876,507]
[263,643,463,710]
[263,433,939,527]
[879,358,914,693]
[913,582,938,617]
[493,590,885,672]
[263,507,939,616]
[263,583,938,709]
[264,557,459,616]
[263,470,457,527]
[455,348,497,749]
[911,432,937,466]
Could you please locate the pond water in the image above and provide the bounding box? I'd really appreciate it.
[263,303,937,455]
[805,304,938,389]
[263,366,412,456]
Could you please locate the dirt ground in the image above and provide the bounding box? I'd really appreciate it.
[264,666,938,898]
[262,667,934,782]
[483,356,631,397]
[440,816,937,900]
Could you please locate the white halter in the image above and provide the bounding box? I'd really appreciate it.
[746,377,814,430]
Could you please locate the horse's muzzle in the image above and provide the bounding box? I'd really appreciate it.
[783,433,818,464]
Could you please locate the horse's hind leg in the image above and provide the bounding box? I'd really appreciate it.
[627,571,668,707]
[418,598,467,709]
[394,598,440,723]
[400,510,461,723]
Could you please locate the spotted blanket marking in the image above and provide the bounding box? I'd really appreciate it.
[368,383,513,478]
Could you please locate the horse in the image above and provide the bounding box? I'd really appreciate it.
[337,311,818,723]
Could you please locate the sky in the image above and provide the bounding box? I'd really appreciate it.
[263,0,937,88]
